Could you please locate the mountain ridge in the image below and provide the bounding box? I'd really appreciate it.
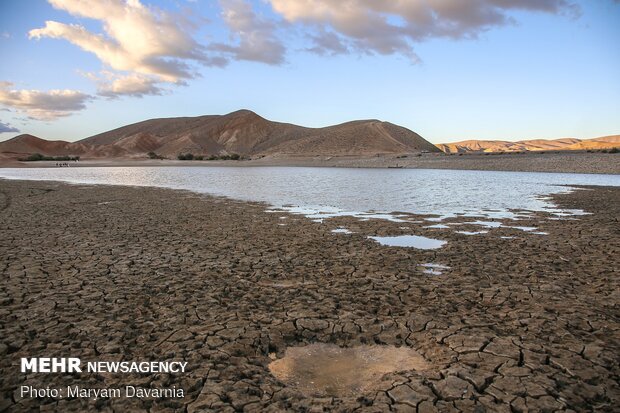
[437,136,620,153]
[0,110,440,159]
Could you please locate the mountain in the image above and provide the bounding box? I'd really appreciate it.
[79,110,440,157]
[0,110,441,160]
[0,134,91,158]
[437,135,620,153]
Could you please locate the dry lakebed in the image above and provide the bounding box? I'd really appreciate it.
[0,178,618,412]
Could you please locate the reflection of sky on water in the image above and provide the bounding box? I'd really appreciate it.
[0,166,618,221]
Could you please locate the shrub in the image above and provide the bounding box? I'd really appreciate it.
[609,147,618,153]
[27,153,45,161]
[200,153,244,161]
[19,153,80,162]
[147,151,165,159]
[195,155,204,160]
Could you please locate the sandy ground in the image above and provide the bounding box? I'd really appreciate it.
[0,180,619,412]
[1,151,619,174]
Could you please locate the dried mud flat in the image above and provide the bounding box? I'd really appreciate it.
[0,179,618,412]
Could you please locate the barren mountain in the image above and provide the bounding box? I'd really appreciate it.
[0,110,440,159]
[438,136,619,153]
[0,134,91,158]
[80,110,439,157]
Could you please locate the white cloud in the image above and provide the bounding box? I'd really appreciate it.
[22,0,581,103]
[0,81,92,121]
[268,0,578,59]
[29,0,214,83]
[82,71,165,98]
[212,0,286,65]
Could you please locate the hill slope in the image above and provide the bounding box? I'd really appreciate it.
[0,134,90,158]
[438,136,619,153]
[0,110,439,159]
[77,110,439,157]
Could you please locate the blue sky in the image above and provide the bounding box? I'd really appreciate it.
[0,0,619,144]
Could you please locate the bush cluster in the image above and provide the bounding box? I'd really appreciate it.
[19,153,80,162]
[177,153,242,161]
[147,152,166,159]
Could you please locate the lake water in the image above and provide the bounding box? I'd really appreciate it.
[0,167,618,221]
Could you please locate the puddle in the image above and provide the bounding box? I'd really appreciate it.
[456,230,488,235]
[369,235,446,249]
[268,343,430,397]
[468,220,503,228]
[508,226,537,232]
[331,228,353,234]
[418,263,450,275]
[425,224,450,229]
[357,213,408,222]
[279,206,410,223]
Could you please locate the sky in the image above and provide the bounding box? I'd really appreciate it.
[0,0,619,144]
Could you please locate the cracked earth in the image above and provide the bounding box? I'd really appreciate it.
[0,180,618,412]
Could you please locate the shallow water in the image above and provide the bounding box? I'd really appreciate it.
[369,235,447,249]
[0,167,618,220]
[418,263,451,275]
[268,343,429,397]
[331,228,353,234]
[456,230,489,235]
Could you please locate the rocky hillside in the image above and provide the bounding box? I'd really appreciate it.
[0,110,440,159]
[438,136,620,153]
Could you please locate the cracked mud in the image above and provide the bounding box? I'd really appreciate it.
[0,180,618,412]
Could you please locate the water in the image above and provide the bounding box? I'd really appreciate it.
[456,230,489,235]
[418,263,451,275]
[0,167,618,220]
[369,235,447,249]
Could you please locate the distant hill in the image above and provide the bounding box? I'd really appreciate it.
[0,110,440,159]
[0,134,91,158]
[437,135,620,153]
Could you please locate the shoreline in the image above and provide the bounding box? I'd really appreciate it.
[1,150,619,174]
[1,179,618,411]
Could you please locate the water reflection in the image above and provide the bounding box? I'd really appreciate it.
[0,167,617,221]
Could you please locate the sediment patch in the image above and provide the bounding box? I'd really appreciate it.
[268,343,430,397]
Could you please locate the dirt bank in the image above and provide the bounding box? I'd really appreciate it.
[1,150,619,174]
